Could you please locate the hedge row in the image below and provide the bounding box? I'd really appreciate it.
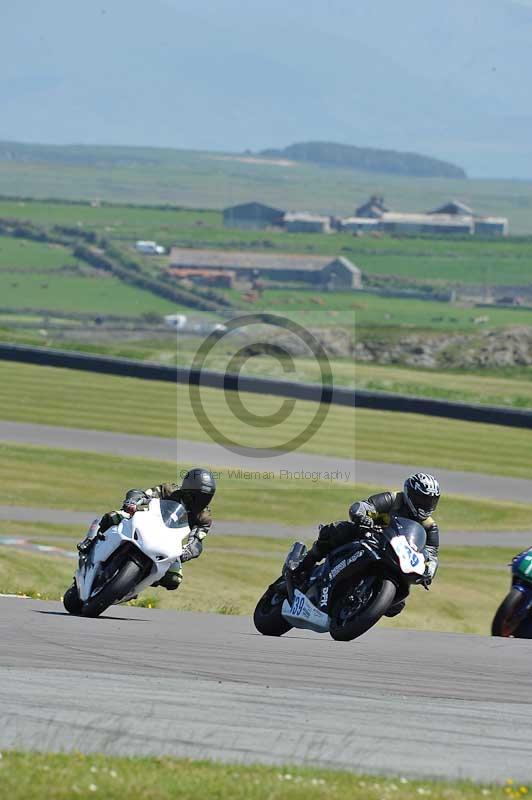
[73,243,233,315]
[0,217,237,317]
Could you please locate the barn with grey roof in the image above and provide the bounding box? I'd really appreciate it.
[169,248,361,288]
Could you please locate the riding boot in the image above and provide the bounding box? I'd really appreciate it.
[152,563,183,591]
[384,600,406,618]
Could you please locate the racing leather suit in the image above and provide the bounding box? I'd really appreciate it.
[294,491,439,614]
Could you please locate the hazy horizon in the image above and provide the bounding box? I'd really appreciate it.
[2,0,531,180]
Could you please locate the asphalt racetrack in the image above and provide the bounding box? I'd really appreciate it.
[2,420,532,783]
[1,597,532,783]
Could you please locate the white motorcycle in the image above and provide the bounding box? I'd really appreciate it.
[63,499,190,617]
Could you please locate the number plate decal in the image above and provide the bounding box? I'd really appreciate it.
[390,535,426,575]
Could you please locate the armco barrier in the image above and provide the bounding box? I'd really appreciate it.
[1,343,532,429]
[0,343,349,407]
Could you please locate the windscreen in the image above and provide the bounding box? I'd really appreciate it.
[388,516,426,551]
[159,500,188,529]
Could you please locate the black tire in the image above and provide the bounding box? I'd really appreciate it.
[253,578,292,637]
[492,588,528,637]
[82,558,143,618]
[330,575,397,642]
[63,582,82,615]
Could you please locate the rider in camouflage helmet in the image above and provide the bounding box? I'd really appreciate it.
[78,468,216,590]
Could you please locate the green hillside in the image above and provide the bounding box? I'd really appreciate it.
[260,141,466,178]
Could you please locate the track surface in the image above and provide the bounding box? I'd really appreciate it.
[2,420,532,502]
[1,597,532,783]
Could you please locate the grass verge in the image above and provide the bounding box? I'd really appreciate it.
[3,442,532,530]
[0,521,519,633]
[354,362,532,409]
[0,752,516,800]
[5,361,532,477]
[0,361,356,460]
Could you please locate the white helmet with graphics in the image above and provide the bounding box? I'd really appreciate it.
[403,473,440,521]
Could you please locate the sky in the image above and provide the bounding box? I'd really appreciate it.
[1,0,531,178]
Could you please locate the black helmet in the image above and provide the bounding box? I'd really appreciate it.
[403,473,440,521]
[180,468,216,514]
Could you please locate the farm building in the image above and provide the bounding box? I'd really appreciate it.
[428,200,474,216]
[168,248,361,288]
[379,212,474,235]
[223,202,285,230]
[283,212,332,233]
[428,200,509,236]
[473,217,509,236]
[355,195,389,218]
[167,268,235,288]
[340,216,380,233]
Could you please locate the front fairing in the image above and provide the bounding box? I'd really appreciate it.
[511,548,532,585]
[76,499,190,602]
[381,517,427,580]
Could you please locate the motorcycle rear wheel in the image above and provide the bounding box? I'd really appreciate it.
[82,559,143,618]
[492,587,529,637]
[330,576,396,642]
[253,578,292,637]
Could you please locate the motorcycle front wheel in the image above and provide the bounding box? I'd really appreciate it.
[329,575,396,642]
[82,558,143,618]
[63,582,82,615]
[253,577,293,637]
[492,587,529,637]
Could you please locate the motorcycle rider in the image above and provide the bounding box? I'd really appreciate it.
[77,468,216,590]
[290,472,441,617]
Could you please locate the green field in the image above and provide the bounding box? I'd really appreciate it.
[219,288,532,330]
[0,271,179,316]
[0,752,510,800]
[0,233,185,316]
[3,197,532,287]
[0,197,220,240]
[0,236,71,272]
[1,143,532,234]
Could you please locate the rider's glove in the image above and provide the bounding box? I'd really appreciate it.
[415,560,436,589]
[349,502,374,529]
[121,489,149,516]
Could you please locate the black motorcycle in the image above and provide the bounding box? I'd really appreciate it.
[254,516,430,642]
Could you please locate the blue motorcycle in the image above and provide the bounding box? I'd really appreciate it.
[492,548,532,638]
